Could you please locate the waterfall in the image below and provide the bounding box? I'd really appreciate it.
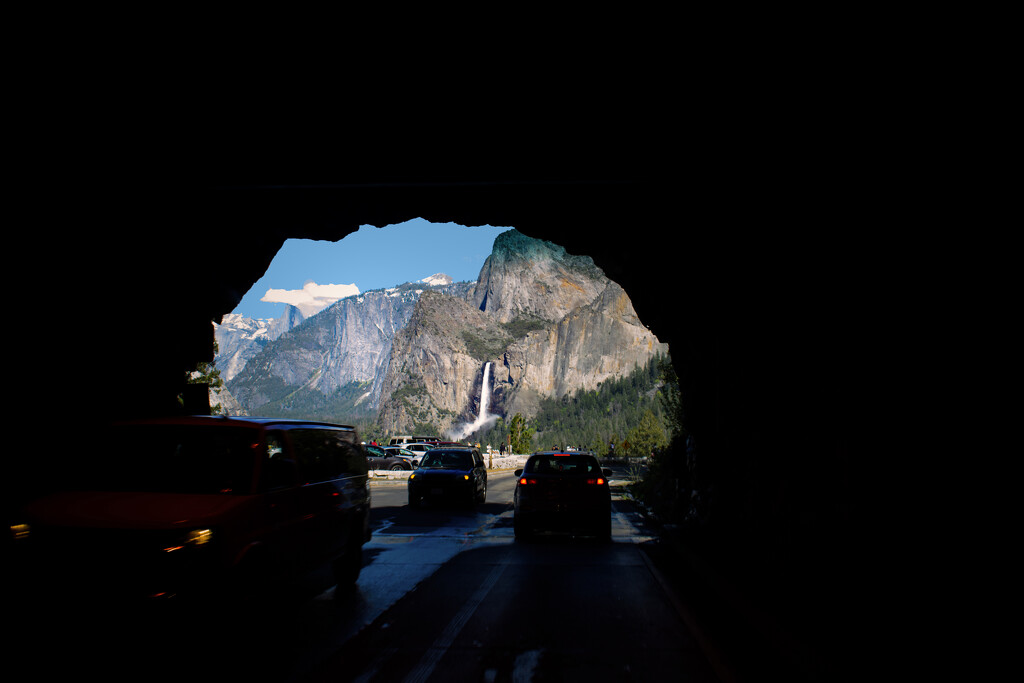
[452,362,495,440]
[478,361,492,423]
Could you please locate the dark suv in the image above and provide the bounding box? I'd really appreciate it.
[513,451,612,541]
[10,416,371,602]
[407,447,487,507]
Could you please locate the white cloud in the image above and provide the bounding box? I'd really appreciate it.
[261,282,359,318]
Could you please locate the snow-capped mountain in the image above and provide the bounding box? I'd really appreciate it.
[214,305,305,381]
[224,275,475,415]
[419,273,453,287]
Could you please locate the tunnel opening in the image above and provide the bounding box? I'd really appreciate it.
[212,218,679,457]
[18,168,877,681]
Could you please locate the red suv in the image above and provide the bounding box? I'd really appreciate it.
[10,416,371,602]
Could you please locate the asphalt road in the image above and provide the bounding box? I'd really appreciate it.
[14,470,725,683]
[296,470,720,682]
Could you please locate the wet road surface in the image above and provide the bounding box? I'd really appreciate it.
[13,471,726,682]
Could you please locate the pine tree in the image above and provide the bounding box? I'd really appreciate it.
[509,413,535,454]
[186,341,225,414]
[626,409,667,457]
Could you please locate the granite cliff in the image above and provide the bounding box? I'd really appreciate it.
[225,278,474,415]
[376,229,668,436]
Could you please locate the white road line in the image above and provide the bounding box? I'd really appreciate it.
[512,649,542,683]
[637,548,738,683]
[402,552,510,683]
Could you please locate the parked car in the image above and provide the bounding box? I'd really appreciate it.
[366,444,413,470]
[383,446,417,467]
[9,416,371,602]
[402,442,437,465]
[513,451,612,541]
[387,435,415,446]
[408,447,487,508]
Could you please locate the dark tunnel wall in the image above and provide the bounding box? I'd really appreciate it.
[53,168,868,514]
[20,131,880,591]
[12,145,889,677]
[20,162,873,521]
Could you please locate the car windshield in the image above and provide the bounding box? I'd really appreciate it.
[73,424,261,495]
[524,454,601,475]
[419,450,472,469]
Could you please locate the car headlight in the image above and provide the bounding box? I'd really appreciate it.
[186,528,214,546]
[163,528,214,553]
[10,523,30,542]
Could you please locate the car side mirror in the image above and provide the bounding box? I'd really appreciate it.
[514,468,523,477]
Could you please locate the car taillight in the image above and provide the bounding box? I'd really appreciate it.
[519,477,538,485]
[585,478,606,485]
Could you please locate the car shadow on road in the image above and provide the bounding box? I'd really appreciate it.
[371,501,511,531]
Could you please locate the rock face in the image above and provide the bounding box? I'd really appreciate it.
[225,280,474,412]
[500,280,664,412]
[376,291,511,434]
[376,230,668,436]
[214,306,304,381]
[472,228,607,323]
[224,230,668,437]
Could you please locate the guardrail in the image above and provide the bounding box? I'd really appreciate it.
[368,455,531,481]
[368,455,646,483]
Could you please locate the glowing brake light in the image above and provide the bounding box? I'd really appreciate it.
[519,477,538,485]
[585,478,606,485]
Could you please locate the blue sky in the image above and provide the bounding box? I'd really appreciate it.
[232,218,511,320]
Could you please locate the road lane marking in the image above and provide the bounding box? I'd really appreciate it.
[402,550,510,683]
[512,649,542,683]
[637,548,738,683]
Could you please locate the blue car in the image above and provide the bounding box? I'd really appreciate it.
[407,447,487,507]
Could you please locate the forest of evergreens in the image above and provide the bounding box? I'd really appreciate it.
[471,354,676,456]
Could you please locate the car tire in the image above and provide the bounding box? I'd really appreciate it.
[390,464,404,471]
[408,493,420,508]
[514,518,532,542]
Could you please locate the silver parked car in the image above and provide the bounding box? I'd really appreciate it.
[383,446,417,467]
[402,442,436,465]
